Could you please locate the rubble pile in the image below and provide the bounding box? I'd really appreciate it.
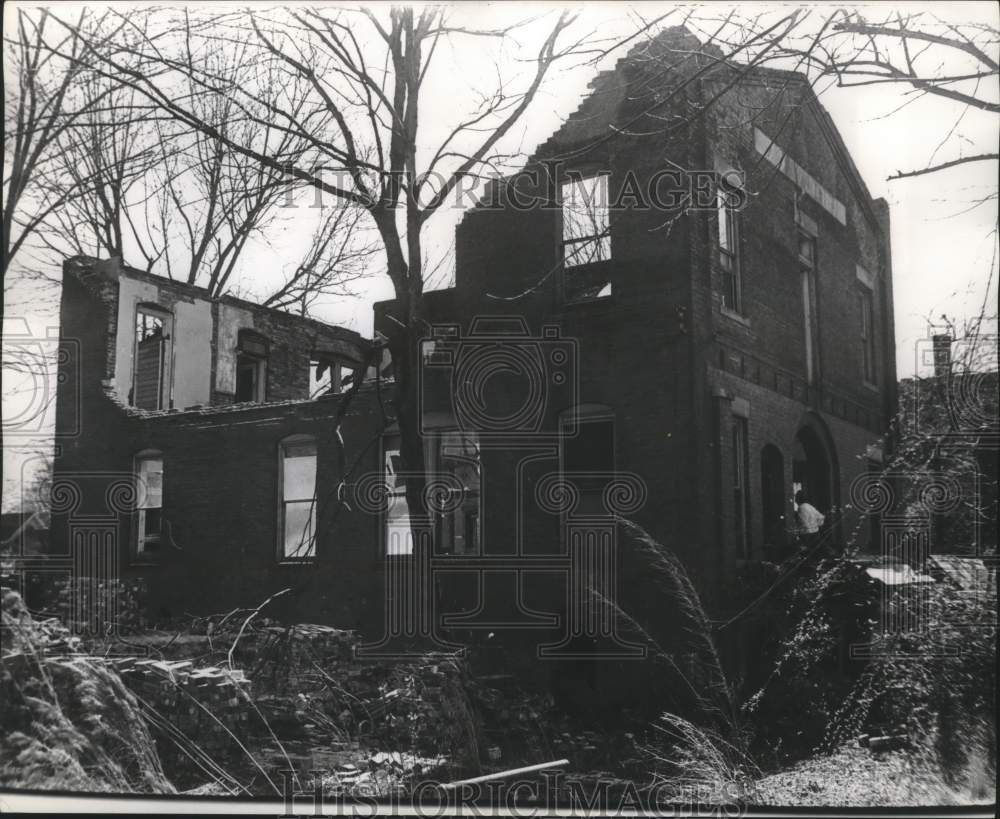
[467,675,646,776]
[236,623,481,775]
[109,657,252,763]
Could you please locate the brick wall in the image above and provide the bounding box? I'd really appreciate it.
[53,259,391,630]
[437,29,896,612]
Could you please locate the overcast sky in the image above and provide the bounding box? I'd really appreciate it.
[3,1,998,509]
[227,1,1000,374]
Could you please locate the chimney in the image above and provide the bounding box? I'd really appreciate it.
[932,334,952,378]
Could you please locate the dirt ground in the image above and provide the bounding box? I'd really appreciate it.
[754,744,995,807]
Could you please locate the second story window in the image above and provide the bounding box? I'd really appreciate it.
[309,356,358,397]
[859,286,876,384]
[236,330,268,403]
[798,228,818,384]
[134,451,163,555]
[717,178,742,312]
[562,173,611,267]
[132,306,171,410]
[561,174,612,302]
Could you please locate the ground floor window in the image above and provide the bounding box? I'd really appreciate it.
[280,436,317,559]
[135,452,163,554]
[732,417,750,558]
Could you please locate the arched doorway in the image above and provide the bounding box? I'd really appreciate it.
[792,420,838,517]
[761,444,785,557]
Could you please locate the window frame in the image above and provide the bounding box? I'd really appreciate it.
[858,286,877,386]
[380,429,482,557]
[717,177,743,314]
[731,417,751,559]
[797,226,818,384]
[236,330,269,403]
[309,356,359,398]
[560,172,612,269]
[131,304,172,410]
[277,434,318,562]
[133,450,164,558]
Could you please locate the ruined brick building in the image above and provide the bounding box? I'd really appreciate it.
[50,30,897,660]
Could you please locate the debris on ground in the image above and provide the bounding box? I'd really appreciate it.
[754,744,994,807]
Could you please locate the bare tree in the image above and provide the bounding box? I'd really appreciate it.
[262,202,374,315]
[46,5,590,531]
[2,8,114,279]
[32,73,167,267]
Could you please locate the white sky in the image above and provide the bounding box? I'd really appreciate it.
[3,1,999,509]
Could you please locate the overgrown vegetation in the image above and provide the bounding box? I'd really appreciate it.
[0,589,172,793]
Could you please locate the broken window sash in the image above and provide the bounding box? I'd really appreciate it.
[562,174,611,269]
[135,453,163,554]
[563,265,613,303]
[235,354,265,402]
[309,357,359,398]
[280,437,317,559]
[133,307,169,410]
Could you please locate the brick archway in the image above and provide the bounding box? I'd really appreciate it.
[792,413,840,516]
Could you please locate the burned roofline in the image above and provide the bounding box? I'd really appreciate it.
[101,378,391,425]
[461,30,885,238]
[63,255,369,351]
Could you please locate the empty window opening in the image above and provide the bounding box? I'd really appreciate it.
[135,452,163,554]
[236,330,268,403]
[280,436,317,559]
[132,307,170,410]
[310,357,358,398]
[562,173,612,302]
